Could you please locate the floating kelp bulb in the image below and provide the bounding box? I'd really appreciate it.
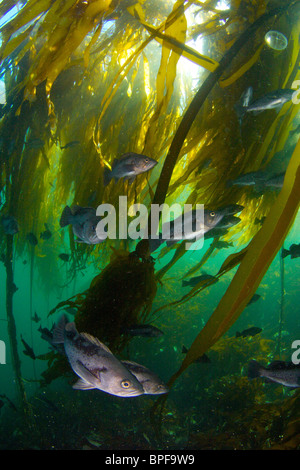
[264,31,288,51]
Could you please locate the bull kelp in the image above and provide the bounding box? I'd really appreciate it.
[0,0,300,451]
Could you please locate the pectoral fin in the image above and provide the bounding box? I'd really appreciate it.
[74,360,102,388]
[73,378,96,390]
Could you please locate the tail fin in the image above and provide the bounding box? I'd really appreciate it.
[60,206,72,227]
[234,86,253,123]
[241,86,253,108]
[182,280,189,287]
[182,345,188,354]
[248,360,263,379]
[103,167,112,187]
[52,315,67,344]
[281,248,290,258]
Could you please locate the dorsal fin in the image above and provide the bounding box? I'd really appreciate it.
[267,360,288,370]
[81,332,112,353]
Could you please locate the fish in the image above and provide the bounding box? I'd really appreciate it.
[122,324,164,338]
[227,171,268,188]
[149,205,243,252]
[52,315,144,397]
[248,360,300,388]
[282,243,300,259]
[32,312,41,323]
[40,223,52,240]
[236,327,262,338]
[182,345,211,364]
[235,87,295,122]
[60,205,95,228]
[60,206,105,245]
[58,253,70,262]
[103,152,158,186]
[38,325,53,343]
[38,325,64,354]
[216,215,241,229]
[20,336,36,360]
[26,232,38,246]
[182,274,218,288]
[1,215,19,235]
[60,141,80,150]
[163,208,229,246]
[74,215,105,245]
[246,294,261,306]
[264,172,285,189]
[254,216,266,225]
[121,360,169,395]
[214,204,244,216]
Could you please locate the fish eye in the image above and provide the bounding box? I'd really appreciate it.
[121,380,131,388]
[145,158,149,162]
[210,211,215,217]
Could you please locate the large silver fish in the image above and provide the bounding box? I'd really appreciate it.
[104,152,158,186]
[60,206,105,245]
[73,215,106,245]
[227,171,268,187]
[121,360,169,395]
[248,360,300,388]
[235,87,295,122]
[150,205,243,252]
[52,316,144,397]
[60,205,95,227]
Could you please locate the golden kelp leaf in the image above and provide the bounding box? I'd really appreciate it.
[9,0,113,108]
[0,24,35,62]
[143,0,187,154]
[141,22,219,72]
[217,246,248,276]
[0,0,52,46]
[170,136,300,383]
[219,44,264,88]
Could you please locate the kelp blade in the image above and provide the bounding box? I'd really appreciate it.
[168,137,300,386]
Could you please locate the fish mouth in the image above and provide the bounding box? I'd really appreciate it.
[120,388,144,397]
[155,386,169,395]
